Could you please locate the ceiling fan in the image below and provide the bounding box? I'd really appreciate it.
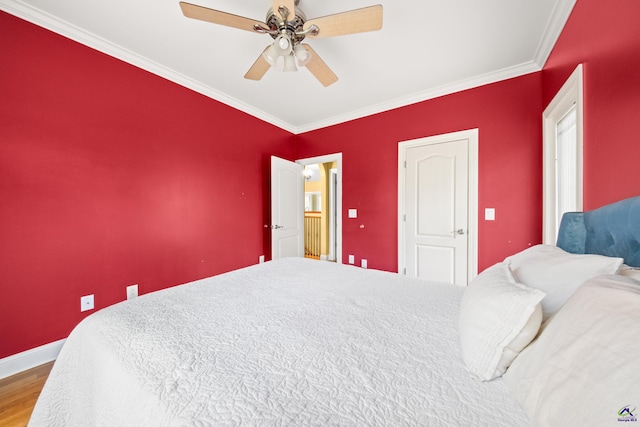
[179,0,383,87]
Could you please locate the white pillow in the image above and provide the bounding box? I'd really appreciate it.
[458,262,545,381]
[503,274,640,426]
[505,245,623,320]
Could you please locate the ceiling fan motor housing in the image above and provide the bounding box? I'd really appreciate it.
[265,7,307,44]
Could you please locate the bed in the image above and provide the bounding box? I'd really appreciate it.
[29,196,640,426]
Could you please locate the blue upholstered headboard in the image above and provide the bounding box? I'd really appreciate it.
[556,196,640,267]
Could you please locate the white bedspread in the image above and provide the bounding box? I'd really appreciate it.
[30,258,529,426]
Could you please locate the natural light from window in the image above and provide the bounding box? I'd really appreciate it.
[543,64,583,244]
[555,105,578,237]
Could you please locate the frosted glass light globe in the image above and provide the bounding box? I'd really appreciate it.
[278,37,290,50]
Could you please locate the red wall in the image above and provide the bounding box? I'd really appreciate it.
[3,0,640,360]
[296,0,640,274]
[297,74,544,273]
[542,0,640,209]
[0,12,295,358]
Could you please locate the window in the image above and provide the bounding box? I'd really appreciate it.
[555,105,578,226]
[543,64,583,244]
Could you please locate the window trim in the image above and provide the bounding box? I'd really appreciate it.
[542,64,584,244]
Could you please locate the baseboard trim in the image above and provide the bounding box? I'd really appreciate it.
[0,339,65,380]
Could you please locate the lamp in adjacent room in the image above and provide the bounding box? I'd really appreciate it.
[303,167,313,181]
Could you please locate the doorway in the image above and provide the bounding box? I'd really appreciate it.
[298,153,343,264]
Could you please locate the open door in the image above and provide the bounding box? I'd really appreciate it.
[271,156,304,259]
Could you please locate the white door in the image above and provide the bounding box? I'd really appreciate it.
[271,156,304,259]
[399,130,478,286]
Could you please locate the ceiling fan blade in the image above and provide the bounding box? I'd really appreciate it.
[272,0,295,22]
[244,48,272,81]
[180,2,265,33]
[303,5,383,38]
[301,44,338,87]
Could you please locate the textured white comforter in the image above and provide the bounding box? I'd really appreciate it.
[30,258,529,426]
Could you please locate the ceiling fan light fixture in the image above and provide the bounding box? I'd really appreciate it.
[262,44,278,66]
[283,53,298,72]
[180,1,383,86]
[273,35,292,56]
[293,44,311,66]
[278,36,289,50]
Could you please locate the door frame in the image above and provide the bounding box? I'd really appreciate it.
[398,129,479,284]
[297,153,343,264]
[328,168,338,261]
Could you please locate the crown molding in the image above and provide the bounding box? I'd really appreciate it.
[0,0,298,134]
[533,0,577,68]
[295,0,577,134]
[2,0,574,135]
[294,60,541,134]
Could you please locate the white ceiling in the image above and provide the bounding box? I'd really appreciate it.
[2,0,576,134]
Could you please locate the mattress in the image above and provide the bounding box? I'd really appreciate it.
[30,258,529,426]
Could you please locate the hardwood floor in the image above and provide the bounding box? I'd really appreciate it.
[0,362,53,427]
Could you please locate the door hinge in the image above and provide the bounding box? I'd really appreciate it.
[403,214,406,222]
[404,160,407,169]
[403,267,406,275]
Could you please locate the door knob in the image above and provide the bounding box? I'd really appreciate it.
[456,229,465,235]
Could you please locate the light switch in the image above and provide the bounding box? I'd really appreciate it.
[348,209,358,218]
[485,208,496,221]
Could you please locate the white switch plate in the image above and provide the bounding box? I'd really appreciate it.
[485,208,496,221]
[80,294,94,312]
[259,255,265,264]
[126,284,138,300]
[361,259,368,269]
[348,254,355,264]
[348,209,358,218]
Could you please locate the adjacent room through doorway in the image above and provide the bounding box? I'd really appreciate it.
[298,153,343,264]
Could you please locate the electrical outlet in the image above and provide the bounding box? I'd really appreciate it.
[361,259,368,269]
[126,284,138,300]
[348,254,355,264]
[259,255,265,264]
[80,294,94,312]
